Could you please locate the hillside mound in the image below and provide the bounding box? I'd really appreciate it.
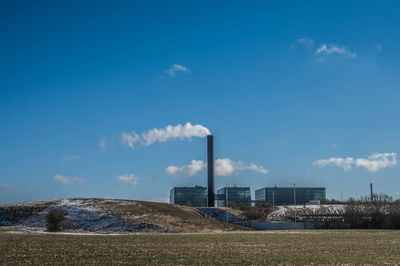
[0,198,251,233]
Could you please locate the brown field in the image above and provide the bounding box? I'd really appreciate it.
[1,229,400,265]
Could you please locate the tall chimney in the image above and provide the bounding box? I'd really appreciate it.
[207,135,214,207]
[370,183,373,201]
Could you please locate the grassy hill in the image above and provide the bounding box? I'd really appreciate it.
[0,198,250,233]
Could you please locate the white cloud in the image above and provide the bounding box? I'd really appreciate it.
[297,38,314,47]
[237,162,269,174]
[164,64,190,77]
[0,184,10,193]
[121,132,140,149]
[61,155,79,162]
[313,152,397,172]
[313,157,354,171]
[54,174,85,185]
[99,137,106,152]
[116,173,139,186]
[165,160,206,176]
[214,159,268,176]
[315,43,356,58]
[121,122,211,149]
[355,153,397,172]
[151,197,169,203]
[165,158,268,177]
[214,158,236,176]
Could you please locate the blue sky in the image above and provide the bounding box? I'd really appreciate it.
[1,1,400,204]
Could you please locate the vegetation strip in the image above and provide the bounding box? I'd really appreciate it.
[1,230,400,265]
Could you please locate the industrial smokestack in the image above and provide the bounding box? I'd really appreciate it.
[207,135,214,207]
[370,183,373,202]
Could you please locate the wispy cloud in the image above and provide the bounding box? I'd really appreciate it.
[297,38,314,47]
[121,132,140,149]
[0,184,10,193]
[99,137,106,152]
[313,152,397,172]
[121,122,211,149]
[315,44,356,58]
[165,158,268,177]
[164,64,190,77]
[61,155,79,162]
[116,173,139,186]
[54,174,85,185]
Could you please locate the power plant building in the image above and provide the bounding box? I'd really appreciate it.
[255,187,326,205]
[169,134,327,208]
[169,186,208,207]
[217,186,251,207]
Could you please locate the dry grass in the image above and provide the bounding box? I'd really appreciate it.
[1,230,400,265]
[91,198,250,232]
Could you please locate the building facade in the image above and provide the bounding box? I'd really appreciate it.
[255,187,326,205]
[169,186,208,207]
[217,186,251,207]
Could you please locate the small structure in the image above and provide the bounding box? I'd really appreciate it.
[217,186,251,207]
[255,187,326,205]
[169,186,208,207]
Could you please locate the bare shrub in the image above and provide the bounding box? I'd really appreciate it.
[46,208,68,232]
[230,202,273,221]
[344,194,400,229]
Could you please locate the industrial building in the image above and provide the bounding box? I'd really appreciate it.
[169,134,326,208]
[255,187,326,205]
[217,186,251,206]
[169,186,208,207]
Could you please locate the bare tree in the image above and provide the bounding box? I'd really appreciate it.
[46,208,68,232]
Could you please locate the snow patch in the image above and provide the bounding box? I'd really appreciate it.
[267,204,346,220]
[102,199,143,207]
[57,199,101,212]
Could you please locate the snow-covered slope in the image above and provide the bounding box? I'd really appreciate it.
[0,199,163,232]
[0,198,249,233]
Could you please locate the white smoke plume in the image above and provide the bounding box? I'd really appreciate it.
[122,122,211,149]
[165,158,268,177]
[313,152,397,172]
[142,122,211,146]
